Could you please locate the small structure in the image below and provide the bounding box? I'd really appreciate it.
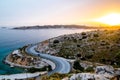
[12,50,22,57]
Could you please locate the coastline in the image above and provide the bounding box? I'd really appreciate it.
[3,46,56,79]
[3,42,71,79]
[2,29,120,80]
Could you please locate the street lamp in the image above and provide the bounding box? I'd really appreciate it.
[25,69,28,80]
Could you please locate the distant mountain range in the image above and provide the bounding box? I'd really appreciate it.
[13,25,100,30]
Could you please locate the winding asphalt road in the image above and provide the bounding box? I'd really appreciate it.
[26,44,71,75]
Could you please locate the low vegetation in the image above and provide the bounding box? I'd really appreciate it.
[85,66,94,72]
[37,29,120,67]
[27,65,52,73]
[41,73,68,80]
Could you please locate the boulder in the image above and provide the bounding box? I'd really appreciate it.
[70,73,109,80]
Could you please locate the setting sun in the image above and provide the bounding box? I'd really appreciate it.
[94,13,120,26]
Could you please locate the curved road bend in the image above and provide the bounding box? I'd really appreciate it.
[26,45,71,75]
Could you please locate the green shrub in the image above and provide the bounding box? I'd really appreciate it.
[73,60,84,72]
[93,33,99,37]
[28,66,47,73]
[85,67,94,72]
[81,32,86,35]
[53,40,59,44]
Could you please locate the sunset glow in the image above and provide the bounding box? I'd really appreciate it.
[0,0,120,27]
[94,13,120,26]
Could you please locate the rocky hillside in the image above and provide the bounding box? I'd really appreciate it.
[36,29,120,67]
